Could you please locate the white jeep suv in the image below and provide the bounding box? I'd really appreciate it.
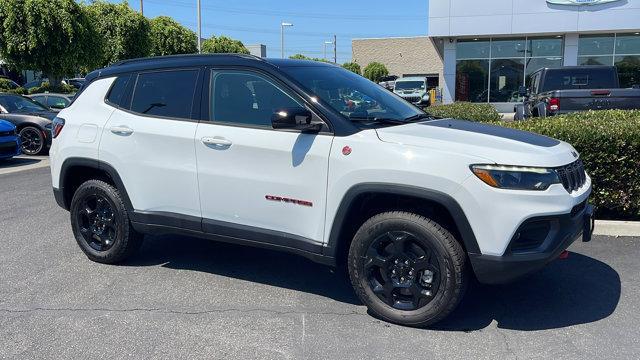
[50,54,593,327]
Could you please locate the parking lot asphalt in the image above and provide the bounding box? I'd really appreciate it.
[1,166,639,360]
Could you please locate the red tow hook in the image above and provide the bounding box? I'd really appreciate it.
[558,250,570,260]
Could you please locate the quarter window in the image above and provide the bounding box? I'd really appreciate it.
[106,75,131,107]
[130,69,199,119]
[210,70,302,127]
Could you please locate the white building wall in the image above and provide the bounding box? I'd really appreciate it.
[429,0,640,37]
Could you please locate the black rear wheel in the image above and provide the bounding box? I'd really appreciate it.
[19,126,45,155]
[348,211,467,327]
[70,180,143,264]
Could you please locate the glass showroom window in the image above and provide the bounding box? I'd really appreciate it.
[579,33,640,88]
[456,36,563,103]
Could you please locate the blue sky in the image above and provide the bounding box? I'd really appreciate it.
[109,0,429,63]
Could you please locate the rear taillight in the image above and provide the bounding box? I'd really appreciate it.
[52,117,65,139]
[547,97,560,112]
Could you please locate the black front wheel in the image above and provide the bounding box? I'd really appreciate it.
[19,126,45,155]
[348,211,467,327]
[70,180,143,264]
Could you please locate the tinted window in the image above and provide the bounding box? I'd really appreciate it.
[542,68,618,91]
[131,69,199,119]
[0,94,48,113]
[31,95,47,106]
[106,75,131,107]
[47,96,70,109]
[211,70,301,127]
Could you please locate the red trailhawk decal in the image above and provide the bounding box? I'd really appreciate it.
[265,195,313,207]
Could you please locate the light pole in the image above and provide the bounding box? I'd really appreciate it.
[281,22,293,59]
[197,0,202,53]
[323,41,333,61]
[140,0,144,15]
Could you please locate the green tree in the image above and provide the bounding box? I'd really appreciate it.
[149,16,197,57]
[342,62,361,75]
[363,62,389,82]
[289,54,331,62]
[84,0,150,67]
[0,0,95,86]
[201,36,249,54]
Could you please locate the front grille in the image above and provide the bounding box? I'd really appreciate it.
[0,129,16,137]
[401,95,421,104]
[555,159,587,193]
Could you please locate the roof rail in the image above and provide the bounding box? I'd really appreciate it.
[111,53,264,67]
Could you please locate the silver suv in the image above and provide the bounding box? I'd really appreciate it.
[393,76,429,106]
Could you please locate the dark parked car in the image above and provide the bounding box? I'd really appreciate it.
[28,93,73,111]
[23,78,48,90]
[522,65,640,118]
[64,78,85,89]
[0,119,21,160]
[0,93,56,155]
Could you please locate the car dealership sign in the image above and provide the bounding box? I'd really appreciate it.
[547,0,621,5]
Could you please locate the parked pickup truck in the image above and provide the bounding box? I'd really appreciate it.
[522,65,640,118]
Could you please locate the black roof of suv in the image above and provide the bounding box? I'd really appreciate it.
[86,54,337,83]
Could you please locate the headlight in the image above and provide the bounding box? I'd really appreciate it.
[470,164,560,190]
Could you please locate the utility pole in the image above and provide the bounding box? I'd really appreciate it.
[197,0,202,53]
[333,35,337,63]
[140,0,144,16]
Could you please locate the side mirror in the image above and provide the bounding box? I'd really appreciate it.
[271,107,322,133]
[518,85,529,97]
[50,103,66,110]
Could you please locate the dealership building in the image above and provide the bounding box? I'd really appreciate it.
[428,0,640,110]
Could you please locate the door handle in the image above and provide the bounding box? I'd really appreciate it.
[201,136,232,147]
[110,126,134,136]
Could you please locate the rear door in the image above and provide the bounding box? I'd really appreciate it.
[194,68,333,246]
[99,68,203,225]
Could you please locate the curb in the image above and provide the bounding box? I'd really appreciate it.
[594,220,640,237]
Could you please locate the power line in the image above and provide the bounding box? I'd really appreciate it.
[145,0,427,21]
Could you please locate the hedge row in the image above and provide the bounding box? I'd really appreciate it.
[0,81,76,95]
[428,102,502,122]
[504,111,640,220]
[427,102,640,220]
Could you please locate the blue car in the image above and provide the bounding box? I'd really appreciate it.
[0,120,21,160]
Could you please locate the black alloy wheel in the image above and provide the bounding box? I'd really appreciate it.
[19,126,44,155]
[365,230,441,311]
[348,211,467,327]
[70,180,143,264]
[76,194,118,252]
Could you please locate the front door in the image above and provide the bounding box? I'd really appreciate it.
[195,69,333,247]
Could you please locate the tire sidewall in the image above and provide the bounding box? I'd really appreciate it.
[19,126,44,155]
[349,214,462,326]
[70,181,131,262]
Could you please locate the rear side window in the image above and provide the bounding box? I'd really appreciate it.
[542,68,618,91]
[106,75,131,107]
[130,69,199,119]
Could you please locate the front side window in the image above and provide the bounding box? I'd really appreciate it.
[130,69,199,119]
[282,65,422,123]
[210,70,302,127]
[47,96,70,109]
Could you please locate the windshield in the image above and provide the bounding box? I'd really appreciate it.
[0,94,48,113]
[394,81,425,91]
[281,65,423,122]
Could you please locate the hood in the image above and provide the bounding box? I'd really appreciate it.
[0,119,16,131]
[22,111,57,121]
[375,119,579,167]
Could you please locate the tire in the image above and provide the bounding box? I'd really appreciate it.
[70,179,143,264]
[19,126,45,155]
[348,211,467,327]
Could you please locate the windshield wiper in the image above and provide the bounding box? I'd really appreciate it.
[349,116,406,125]
[403,113,435,122]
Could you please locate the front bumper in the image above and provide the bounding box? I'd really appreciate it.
[0,136,21,159]
[470,203,595,284]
